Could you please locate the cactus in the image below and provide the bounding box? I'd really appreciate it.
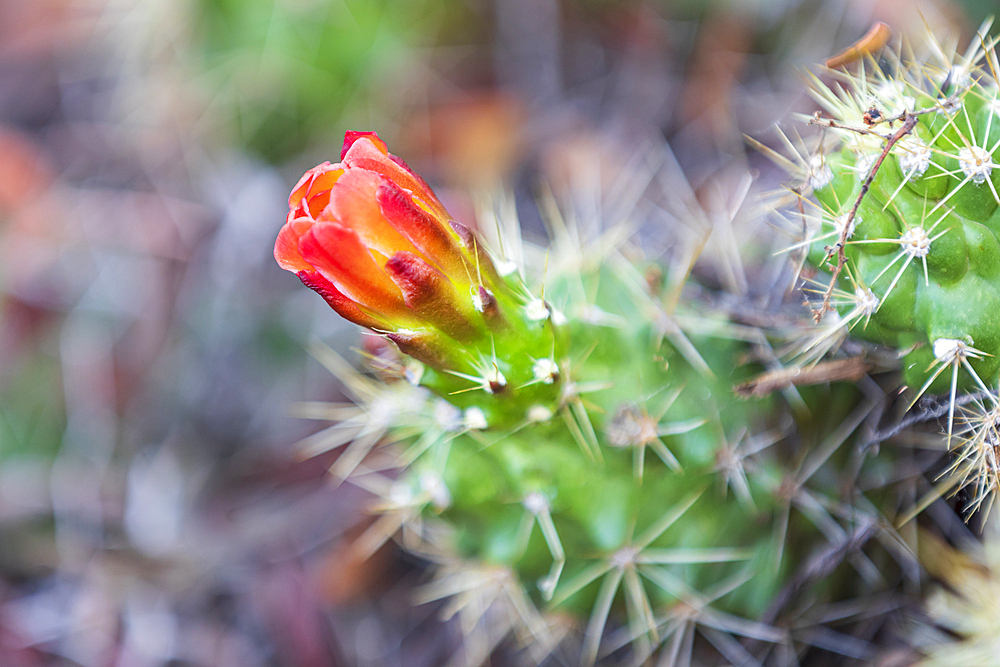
[763,22,1000,517]
[277,132,907,664]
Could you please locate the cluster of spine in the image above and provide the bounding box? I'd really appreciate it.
[769,22,1000,516]
[277,134,907,664]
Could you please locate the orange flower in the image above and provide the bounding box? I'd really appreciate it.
[275,131,501,356]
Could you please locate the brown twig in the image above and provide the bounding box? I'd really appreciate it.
[808,114,891,140]
[807,112,918,321]
[734,357,875,398]
[802,97,956,322]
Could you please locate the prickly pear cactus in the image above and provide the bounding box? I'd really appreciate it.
[766,23,1000,516]
[277,132,902,664]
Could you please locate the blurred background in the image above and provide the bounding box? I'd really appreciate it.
[0,0,991,665]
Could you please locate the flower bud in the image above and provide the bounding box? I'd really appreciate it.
[276,131,526,370]
[277,133,486,327]
[277,132,567,425]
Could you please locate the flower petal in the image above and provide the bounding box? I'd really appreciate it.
[386,329,457,369]
[342,131,388,159]
[297,270,386,330]
[299,223,409,318]
[376,180,467,278]
[328,167,422,261]
[449,221,503,289]
[385,251,475,340]
[342,137,450,221]
[274,218,316,273]
[288,162,344,221]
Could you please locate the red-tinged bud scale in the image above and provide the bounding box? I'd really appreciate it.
[275,131,566,426]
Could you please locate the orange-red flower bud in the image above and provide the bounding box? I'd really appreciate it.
[275,131,493,349]
[277,133,571,425]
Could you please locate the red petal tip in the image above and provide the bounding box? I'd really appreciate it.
[342,131,388,160]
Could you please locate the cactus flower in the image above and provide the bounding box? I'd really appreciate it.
[275,131,509,364]
[277,131,567,426]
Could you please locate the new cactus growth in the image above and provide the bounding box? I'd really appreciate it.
[767,22,1000,516]
[278,132,906,664]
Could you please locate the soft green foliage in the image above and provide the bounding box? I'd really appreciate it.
[195,0,473,162]
[0,352,64,460]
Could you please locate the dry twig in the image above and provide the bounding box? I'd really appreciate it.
[805,100,951,320]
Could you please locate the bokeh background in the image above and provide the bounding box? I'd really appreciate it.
[0,0,991,665]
